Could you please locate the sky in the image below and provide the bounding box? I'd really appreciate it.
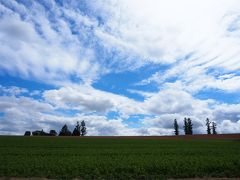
[0,0,240,135]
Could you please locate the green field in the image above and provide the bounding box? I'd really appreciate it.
[0,136,240,179]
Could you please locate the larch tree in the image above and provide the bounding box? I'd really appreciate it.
[187,118,193,135]
[206,118,211,135]
[80,120,87,136]
[72,121,81,136]
[183,117,188,135]
[59,124,72,136]
[174,119,179,135]
[212,122,217,134]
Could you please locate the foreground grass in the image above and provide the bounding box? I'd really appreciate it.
[0,136,240,179]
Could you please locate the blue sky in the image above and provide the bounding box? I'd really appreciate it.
[0,0,240,135]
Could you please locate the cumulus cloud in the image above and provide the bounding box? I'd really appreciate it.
[144,89,212,116]
[0,95,54,134]
[43,85,215,118]
[41,85,240,135]
[0,84,239,135]
[0,90,139,136]
[218,120,240,134]
[213,103,240,122]
[43,85,145,117]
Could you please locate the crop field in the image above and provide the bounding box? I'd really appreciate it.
[0,135,240,179]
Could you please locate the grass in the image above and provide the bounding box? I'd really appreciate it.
[0,136,240,179]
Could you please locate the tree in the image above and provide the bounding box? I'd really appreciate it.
[32,130,40,136]
[80,120,87,136]
[32,129,47,136]
[72,121,80,136]
[59,124,72,136]
[184,118,193,135]
[24,131,31,136]
[183,117,188,135]
[206,118,211,134]
[187,118,193,135]
[174,119,179,135]
[49,130,57,136]
[212,122,217,134]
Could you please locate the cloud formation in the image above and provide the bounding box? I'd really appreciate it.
[0,1,100,84]
[0,1,240,135]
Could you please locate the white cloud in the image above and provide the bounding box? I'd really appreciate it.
[79,115,137,136]
[0,90,139,136]
[140,64,240,94]
[43,85,216,119]
[1,1,240,135]
[43,85,145,117]
[144,89,213,118]
[92,0,240,93]
[218,120,240,134]
[0,85,28,96]
[0,96,54,113]
[213,103,240,121]
[0,95,54,134]
[1,0,240,88]
[0,84,239,135]
[0,1,101,85]
[92,0,240,66]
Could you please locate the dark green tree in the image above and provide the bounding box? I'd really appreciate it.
[72,121,80,136]
[174,119,179,135]
[80,120,87,136]
[59,124,72,136]
[187,118,193,135]
[32,129,48,136]
[183,117,188,135]
[24,131,31,136]
[212,122,217,134]
[206,118,211,134]
[49,130,57,136]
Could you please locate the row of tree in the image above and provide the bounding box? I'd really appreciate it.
[206,118,217,135]
[24,121,87,136]
[174,118,217,135]
[59,121,86,136]
[26,118,219,136]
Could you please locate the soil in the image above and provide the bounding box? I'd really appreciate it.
[1,178,239,180]
[75,133,240,140]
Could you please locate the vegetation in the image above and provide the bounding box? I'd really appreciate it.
[183,117,193,135]
[206,118,211,134]
[0,136,239,179]
[174,118,218,135]
[212,121,217,134]
[49,130,57,136]
[173,119,179,135]
[205,118,218,135]
[59,124,72,136]
[32,129,57,136]
[24,131,31,136]
[72,121,81,136]
[29,121,87,136]
[80,120,87,136]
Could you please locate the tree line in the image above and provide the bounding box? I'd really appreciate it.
[173,118,217,135]
[25,118,218,136]
[24,121,87,136]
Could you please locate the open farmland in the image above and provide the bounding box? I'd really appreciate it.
[0,135,240,179]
